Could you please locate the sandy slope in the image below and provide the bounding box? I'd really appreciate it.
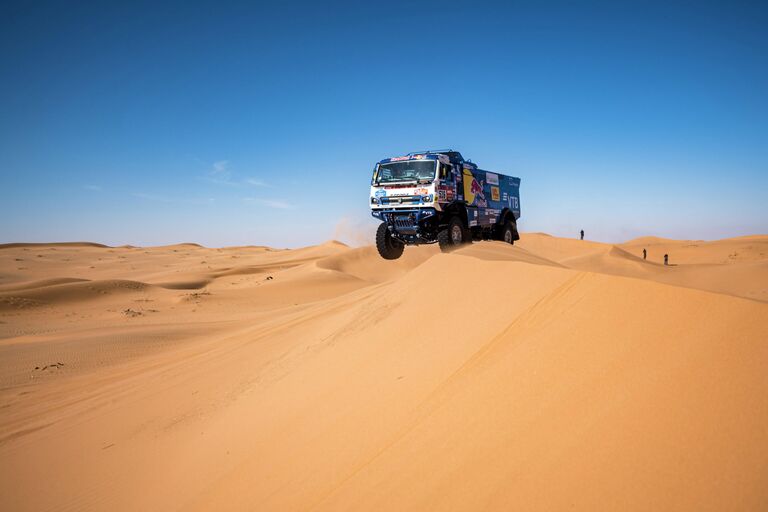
[518,233,768,301]
[0,233,766,511]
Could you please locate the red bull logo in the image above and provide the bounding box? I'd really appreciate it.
[463,168,486,206]
[470,178,484,197]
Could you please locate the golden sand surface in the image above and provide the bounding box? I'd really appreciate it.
[1,233,766,510]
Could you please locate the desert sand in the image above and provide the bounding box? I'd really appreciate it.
[0,233,767,511]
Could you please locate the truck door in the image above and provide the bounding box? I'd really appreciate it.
[436,163,456,204]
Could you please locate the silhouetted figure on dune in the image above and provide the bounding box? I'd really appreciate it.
[643,248,647,260]
[664,253,669,266]
[580,229,584,240]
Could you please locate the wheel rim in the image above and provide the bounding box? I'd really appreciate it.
[451,225,463,244]
[504,229,512,243]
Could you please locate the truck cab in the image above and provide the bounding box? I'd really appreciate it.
[370,149,521,259]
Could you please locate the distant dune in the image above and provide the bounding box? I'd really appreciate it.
[0,241,110,249]
[0,233,766,510]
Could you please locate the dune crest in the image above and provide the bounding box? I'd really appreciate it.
[0,241,110,249]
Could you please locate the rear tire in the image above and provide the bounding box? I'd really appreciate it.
[376,222,404,260]
[502,221,516,245]
[438,216,468,253]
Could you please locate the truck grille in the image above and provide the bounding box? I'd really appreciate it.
[392,214,417,232]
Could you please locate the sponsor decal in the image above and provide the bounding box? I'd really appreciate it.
[390,156,410,161]
[491,186,500,201]
[412,154,425,159]
[374,189,387,198]
[437,184,455,202]
[415,187,429,196]
[486,172,499,186]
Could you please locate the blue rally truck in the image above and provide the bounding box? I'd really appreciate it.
[370,150,521,259]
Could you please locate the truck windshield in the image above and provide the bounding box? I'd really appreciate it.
[376,160,435,184]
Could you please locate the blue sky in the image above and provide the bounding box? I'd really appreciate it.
[1,1,766,247]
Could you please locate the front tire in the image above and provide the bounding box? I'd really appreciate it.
[376,222,404,260]
[438,216,468,252]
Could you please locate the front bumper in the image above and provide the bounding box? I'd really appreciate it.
[370,208,439,244]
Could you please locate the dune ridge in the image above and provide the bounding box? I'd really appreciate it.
[0,233,766,511]
[0,241,110,249]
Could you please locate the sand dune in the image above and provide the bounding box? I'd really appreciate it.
[0,233,766,510]
[0,242,110,249]
[518,233,768,301]
[620,235,768,264]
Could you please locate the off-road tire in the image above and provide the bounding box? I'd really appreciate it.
[502,221,516,245]
[376,222,404,260]
[438,216,468,253]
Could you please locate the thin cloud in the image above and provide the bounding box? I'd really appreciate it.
[84,185,102,191]
[259,199,293,209]
[206,175,238,186]
[133,192,214,205]
[133,192,170,202]
[212,160,230,177]
[243,197,294,209]
[202,160,269,188]
[206,160,236,186]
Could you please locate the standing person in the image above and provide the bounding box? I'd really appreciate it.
[664,254,669,266]
[643,248,647,260]
[580,229,584,240]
